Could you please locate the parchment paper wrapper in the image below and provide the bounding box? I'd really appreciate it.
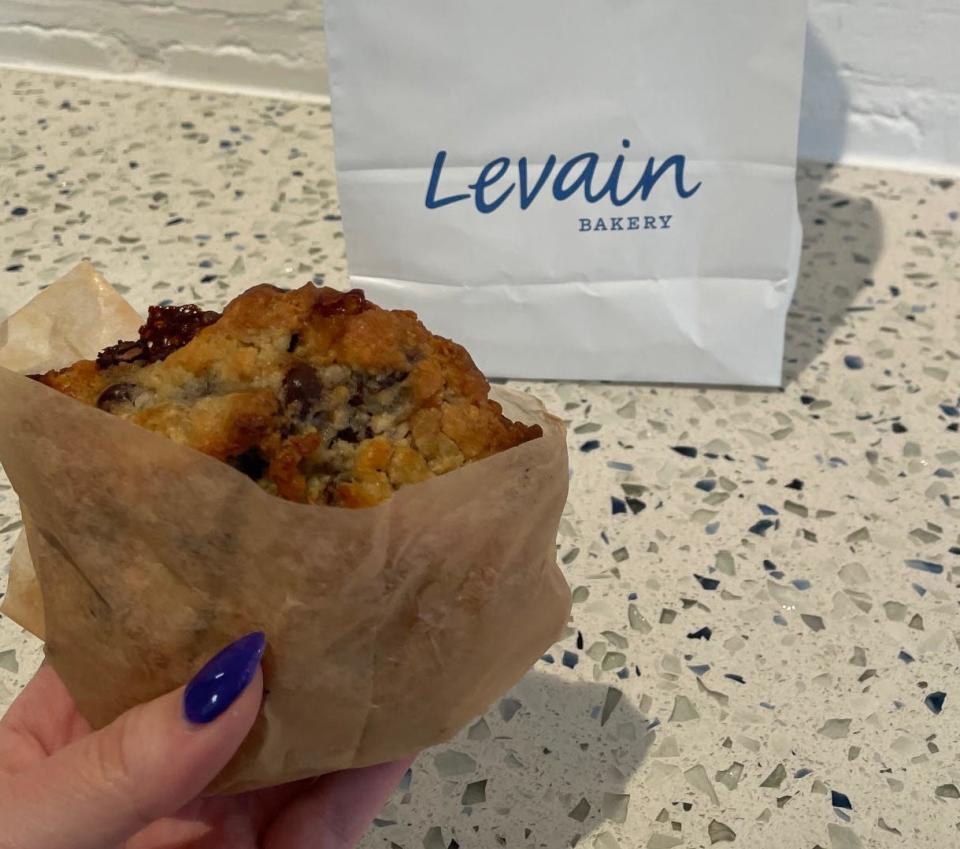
[0,263,571,794]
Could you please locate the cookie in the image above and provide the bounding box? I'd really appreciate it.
[35,284,541,507]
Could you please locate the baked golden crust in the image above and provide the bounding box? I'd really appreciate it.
[35,284,541,507]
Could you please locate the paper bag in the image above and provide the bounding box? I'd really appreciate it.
[325,0,808,385]
[0,263,572,794]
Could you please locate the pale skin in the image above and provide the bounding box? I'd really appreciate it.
[0,663,411,849]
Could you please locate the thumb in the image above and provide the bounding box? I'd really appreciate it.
[4,632,265,849]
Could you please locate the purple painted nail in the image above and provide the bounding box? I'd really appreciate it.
[183,632,266,724]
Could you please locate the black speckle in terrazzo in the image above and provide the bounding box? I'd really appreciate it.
[687,627,712,641]
[786,478,805,490]
[626,497,646,514]
[925,692,946,714]
[580,440,601,453]
[694,574,720,591]
[695,479,716,492]
[831,790,853,810]
[844,355,864,370]
[749,519,777,536]
[725,673,746,684]
[672,445,698,458]
[10,206,28,217]
[891,422,908,434]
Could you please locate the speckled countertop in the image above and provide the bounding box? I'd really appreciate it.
[2,68,959,849]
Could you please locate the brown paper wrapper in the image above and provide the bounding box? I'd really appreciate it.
[0,263,571,794]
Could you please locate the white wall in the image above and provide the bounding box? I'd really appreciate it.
[1,0,958,174]
[800,0,960,173]
[0,0,327,98]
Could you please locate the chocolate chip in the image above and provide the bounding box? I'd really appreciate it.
[97,304,220,368]
[282,363,324,413]
[287,333,300,353]
[368,371,407,392]
[348,392,364,407]
[96,340,145,368]
[336,427,360,444]
[230,448,270,481]
[96,382,138,410]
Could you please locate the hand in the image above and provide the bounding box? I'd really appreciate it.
[0,633,411,849]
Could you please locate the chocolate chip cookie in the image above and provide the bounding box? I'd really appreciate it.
[34,284,541,507]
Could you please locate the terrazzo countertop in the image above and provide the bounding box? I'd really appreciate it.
[2,68,959,849]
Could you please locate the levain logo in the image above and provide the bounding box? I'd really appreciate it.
[425,139,701,214]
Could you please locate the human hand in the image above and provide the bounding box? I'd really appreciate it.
[0,633,411,849]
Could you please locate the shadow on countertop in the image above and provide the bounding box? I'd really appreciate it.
[782,27,884,385]
[394,670,656,848]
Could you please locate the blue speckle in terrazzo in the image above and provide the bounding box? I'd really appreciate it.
[905,559,943,575]
[749,519,776,536]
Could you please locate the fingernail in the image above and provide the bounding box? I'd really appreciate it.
[183,632,266,725]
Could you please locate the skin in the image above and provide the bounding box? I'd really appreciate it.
[0,663,411,849]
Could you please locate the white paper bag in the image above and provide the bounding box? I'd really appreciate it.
[325,1,808,385]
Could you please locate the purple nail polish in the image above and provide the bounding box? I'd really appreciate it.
[183,632,266,724]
